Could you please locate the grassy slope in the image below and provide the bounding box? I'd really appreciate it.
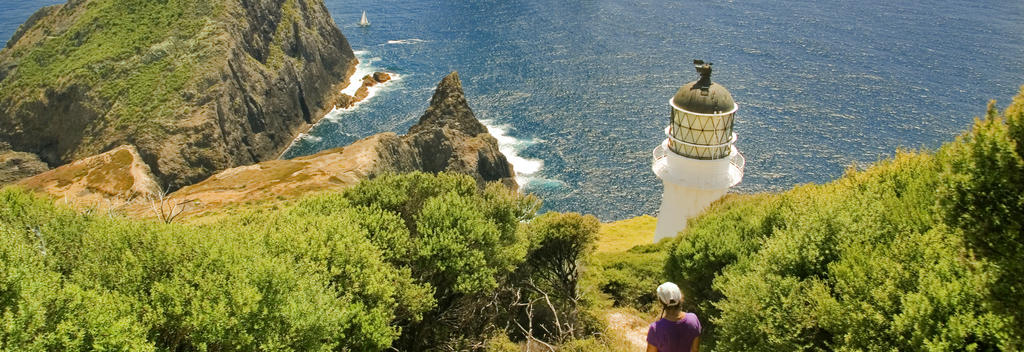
[596,214,657,253]
[0,0,224,134]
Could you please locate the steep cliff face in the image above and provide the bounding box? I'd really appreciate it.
[0,0,355,189]
[134,72,516,217]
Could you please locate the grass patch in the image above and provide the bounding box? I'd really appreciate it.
[596,214,657,253]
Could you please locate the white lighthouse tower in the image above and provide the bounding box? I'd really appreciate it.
[652,60,745,242]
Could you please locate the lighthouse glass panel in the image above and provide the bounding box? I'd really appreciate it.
[668,107,735,159]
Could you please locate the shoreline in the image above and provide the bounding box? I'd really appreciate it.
[276,57,360,159]
[278,52,399,159]
[479,120,545,190]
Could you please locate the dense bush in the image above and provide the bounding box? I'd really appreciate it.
[939,90,1024,338]
[339,173,541,349]
[663,90,1024,350]
[593,242,671,312]
[0,185,422,351]
[0,172,608,350]
[508,212,602,343]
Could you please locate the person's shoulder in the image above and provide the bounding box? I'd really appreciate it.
[684,313,701,324]
[685,313,702,330]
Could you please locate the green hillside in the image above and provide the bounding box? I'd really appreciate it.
[0,0,354,189]
[1,0,222,133]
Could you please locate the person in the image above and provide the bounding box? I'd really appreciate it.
[646,282,701,352]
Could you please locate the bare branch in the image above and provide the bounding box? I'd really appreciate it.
[148,185,192,223]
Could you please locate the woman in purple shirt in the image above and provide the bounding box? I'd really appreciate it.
[646,282,701,352]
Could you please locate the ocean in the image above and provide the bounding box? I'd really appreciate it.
[3,0,1024,221]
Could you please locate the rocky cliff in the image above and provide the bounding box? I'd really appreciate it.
[12,72,516,219]
[146,72,516,216]
[0,142,50,184]
[0,0,355,190]
[401,71,517,188]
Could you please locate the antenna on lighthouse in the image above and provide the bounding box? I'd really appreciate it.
[651,60,745,242]
[693,60,712,92]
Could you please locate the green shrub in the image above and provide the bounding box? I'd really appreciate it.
[482,333,520,352]
[503,212,602,343]
[938,89,1024,339]
[666,194,781,318]
[339,173,541,350]
[559,336,617,352]
[594,243,669,312]
[3,172,541,350]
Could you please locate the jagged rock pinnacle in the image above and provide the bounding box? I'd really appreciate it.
[409,71,488,136]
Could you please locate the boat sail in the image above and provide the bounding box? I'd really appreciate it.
[359,11,370,26]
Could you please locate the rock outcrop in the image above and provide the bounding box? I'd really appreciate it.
[335,71,392,109]
[400,72,517,188]
[133,72,516,217]
[0,0,356,190]
[0,142,49,184]
[17,145,160,210]
[16,72,515,219]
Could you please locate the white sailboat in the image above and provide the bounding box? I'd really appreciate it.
[359,11,370,27]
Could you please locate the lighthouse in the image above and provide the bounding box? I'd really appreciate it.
[652,60,745,242]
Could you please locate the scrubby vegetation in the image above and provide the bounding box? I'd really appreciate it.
[1,0,221,130]
[660,88,1024,350]
[0,172,607,351]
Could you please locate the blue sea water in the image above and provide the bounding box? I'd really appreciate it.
[3,0,1024,221]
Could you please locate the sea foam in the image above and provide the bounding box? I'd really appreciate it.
[282,50,399,156]
[331,52,401,118]
[386,38,427,45]
[480,120,550,190]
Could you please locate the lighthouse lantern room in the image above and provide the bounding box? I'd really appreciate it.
[652,60,745,242]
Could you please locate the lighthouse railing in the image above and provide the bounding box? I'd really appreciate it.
[654,139,746,177]
[653,143,667,163]
[730,149,746,175]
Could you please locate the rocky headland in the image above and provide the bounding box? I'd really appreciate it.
[19,72,516,219]
[154,71,515,217]
[0,0,356,190]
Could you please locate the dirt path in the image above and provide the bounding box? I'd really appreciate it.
[606,311,649,350]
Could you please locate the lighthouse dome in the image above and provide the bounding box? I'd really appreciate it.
[671,61,735,114]
[672,81,735,114]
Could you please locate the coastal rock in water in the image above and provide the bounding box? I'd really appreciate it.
[354,86,371,101]
[373,71,392,83]
[332,71,394,109]
[362,74,377,86]
[335,94,356,109]
[17,145,160,210]
[118,72,515,218]
[0,0,357,190]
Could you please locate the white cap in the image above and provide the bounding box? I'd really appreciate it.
[657,282,683,306]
